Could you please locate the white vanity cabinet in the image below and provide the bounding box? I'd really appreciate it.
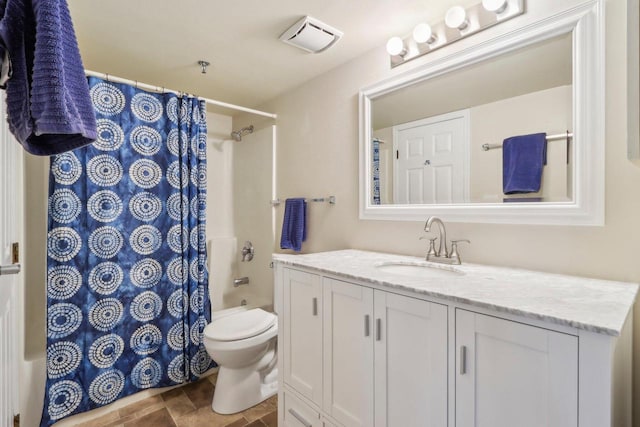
[282,269,448,427]
[455,309,578,427]
[275,250,636,427]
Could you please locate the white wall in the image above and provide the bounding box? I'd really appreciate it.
[244,0,640,424]
[20,153,48,427]
[22,154,48,360]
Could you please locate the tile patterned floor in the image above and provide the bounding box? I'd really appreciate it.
[73,374,277,427]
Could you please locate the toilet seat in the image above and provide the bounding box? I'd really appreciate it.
[205,308,276,342]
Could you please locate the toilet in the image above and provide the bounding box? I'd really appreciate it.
[203,306,278,414]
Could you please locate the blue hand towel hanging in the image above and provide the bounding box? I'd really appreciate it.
[502,132,547,194]
[280,198,307,252]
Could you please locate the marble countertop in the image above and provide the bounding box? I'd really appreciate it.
[273,249,638,336]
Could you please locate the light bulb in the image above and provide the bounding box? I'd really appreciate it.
[386,37,406,56]
[482,0,508,14]
[445,6,469,30]
[413,23,436,44]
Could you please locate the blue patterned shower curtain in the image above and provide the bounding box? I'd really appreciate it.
[41,77,213,426]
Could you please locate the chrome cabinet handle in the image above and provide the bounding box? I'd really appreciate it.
[312,297,318,316]
[376,318,382,341]
[460,345,467,375]
[364,315,370,337]
[0,264,20,276]
[288,408,312,427]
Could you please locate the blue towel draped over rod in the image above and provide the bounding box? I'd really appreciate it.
[280,198,307,252]
[502,132,548,194]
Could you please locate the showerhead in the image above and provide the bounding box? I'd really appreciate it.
[230,125,254,141]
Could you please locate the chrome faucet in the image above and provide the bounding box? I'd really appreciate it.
[421,216,470,265]
[424,216,449,258]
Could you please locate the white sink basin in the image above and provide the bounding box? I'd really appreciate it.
[376,262,465,278]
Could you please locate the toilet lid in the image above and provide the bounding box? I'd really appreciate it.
[205,308,276,341]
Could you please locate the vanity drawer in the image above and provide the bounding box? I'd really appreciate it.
[284,391,322,427]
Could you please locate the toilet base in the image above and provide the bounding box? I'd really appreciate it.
[211,346,278,414]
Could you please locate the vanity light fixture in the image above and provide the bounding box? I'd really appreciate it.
[482,0,509,14]
[386,36,407,57]
[413,23,437,44]
[387,0,524,68]
[445,6,469,31]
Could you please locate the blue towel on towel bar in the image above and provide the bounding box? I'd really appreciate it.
[280,198,307,252]
[502,133,547,194]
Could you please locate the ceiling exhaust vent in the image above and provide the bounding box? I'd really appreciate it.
[279,16,343,53]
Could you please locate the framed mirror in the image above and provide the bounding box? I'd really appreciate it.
[359,1,604,225]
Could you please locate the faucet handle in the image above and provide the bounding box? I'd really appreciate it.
[420,236,438,260]
[241,241,255,262]
[449,239,470,264]
[451,239,470,245]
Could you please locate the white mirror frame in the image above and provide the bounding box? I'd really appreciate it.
[359,1,604,225]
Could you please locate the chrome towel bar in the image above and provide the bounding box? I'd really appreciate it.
[270,196,336,206]
[482,132,573,151]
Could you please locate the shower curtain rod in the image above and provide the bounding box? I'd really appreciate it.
[85,69,277,119]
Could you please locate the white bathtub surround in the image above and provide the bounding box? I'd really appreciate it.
[208,237,239,311]
[273,249,637,336]
[273,250,637,427]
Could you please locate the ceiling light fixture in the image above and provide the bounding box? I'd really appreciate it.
[386,0,524,68]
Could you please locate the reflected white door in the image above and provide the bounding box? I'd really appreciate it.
[0,93,22,427]
[393,110,469,204]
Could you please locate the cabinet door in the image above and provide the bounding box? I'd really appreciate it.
[455,309,578,427]
[323,278,374,427]
[284,269,323,405]
[374,292,448,427]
